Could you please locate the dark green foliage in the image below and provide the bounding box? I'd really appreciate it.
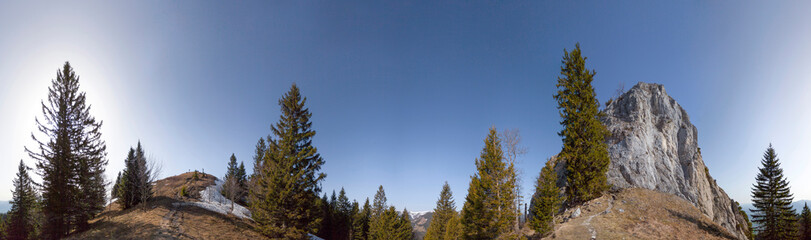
[800,203,811,240]
[424,182,456,240]
[26,62,108,238]
[333,188,352,240]
[7,161,40,240]
[112,172,122,199]
[192,170,199,181]
[249,84,326,239]
[553,44,610,205]
[750,145,797,240]
[119,142,153,210]
[317,194,332,238]
[0,214,7,240]
[369,206,412,240]
[350,201,359,239]
[252,137,267,177]
[460,127,518,239]
[442,213,462,240]
[223,154,247,205]
[352,198,372,240]
[372,186,387,218]
[529,159,562,236]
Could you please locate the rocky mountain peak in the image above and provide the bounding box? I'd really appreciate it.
[601,82,749,239]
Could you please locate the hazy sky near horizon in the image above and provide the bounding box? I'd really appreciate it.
[2,1,811,212]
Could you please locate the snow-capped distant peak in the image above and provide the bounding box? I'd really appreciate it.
[408,210,432,219]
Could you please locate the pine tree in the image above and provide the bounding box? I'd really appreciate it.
[442,213,462,240]
[528,159,562,236]
[460,127,517,239]
[750,144,797,240]
[317,194,332,239]
[252,137,267,177]
[370,206,410,240]
[120,149,137,209]
[26,62,108,238]
[397,208,413,240]
[334,188,352,240]
[223,154,241,204]
[800,203,811,240]
[349,200,359,239]
[352,198,372,240]
[553,44,610,205]
[424,182,456,240]
[372,186,387,218]
[112,172,122,199]
[237,161,247,197]
[250,84,326,239]
[7,161,39,240]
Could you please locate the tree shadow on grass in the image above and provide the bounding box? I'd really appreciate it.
[666,209,736,240]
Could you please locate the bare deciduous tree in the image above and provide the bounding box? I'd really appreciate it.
[222,176,243,212]
[138,154,162,211]
[501,128,527,232]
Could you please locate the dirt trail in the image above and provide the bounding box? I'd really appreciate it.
[582,199,613,239]
[156,204,186,239]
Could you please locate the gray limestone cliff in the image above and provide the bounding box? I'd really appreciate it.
[599,82,749,239]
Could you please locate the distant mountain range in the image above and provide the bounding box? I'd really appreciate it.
[0,200,10,213]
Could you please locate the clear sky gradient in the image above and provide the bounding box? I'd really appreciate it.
[1,1,810,212]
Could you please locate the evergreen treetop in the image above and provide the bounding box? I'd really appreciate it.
[249,83,326,239]
[26,62,108,239]
[424,182,456,240]
[553,43,610,204]
[460,127,517,239]
[750,144,796,240]
[800,203,811,240]
[528,158,561,236]
[8,160,39,240]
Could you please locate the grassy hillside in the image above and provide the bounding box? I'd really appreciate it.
[541,188,738,240]
[65,172,265,240]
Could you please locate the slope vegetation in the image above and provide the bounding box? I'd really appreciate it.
[66,172,265,240]
[543,188,737,240]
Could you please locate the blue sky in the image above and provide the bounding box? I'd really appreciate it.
[1,1,810,212]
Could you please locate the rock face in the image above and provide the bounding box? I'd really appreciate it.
[601,82,749,239]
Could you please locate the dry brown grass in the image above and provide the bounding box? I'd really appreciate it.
[65,172,266,240]
[542,188,738,240]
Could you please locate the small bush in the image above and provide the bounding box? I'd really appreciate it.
[180,185,188,197]
[192,170,199,181]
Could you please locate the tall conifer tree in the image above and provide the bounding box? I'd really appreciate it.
[7,161,39,240]
[424,182,456,240]
[750,144,797,240]
[26,62,108,238]
[352,198,372,240]
[397,208,413,240]
[799,203,811,240]
[553,44,610,204]
[460,127,517,239]
[250,84,326,239]
[528,159,561,236]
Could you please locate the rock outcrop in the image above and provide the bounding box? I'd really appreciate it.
[600,82,749,239]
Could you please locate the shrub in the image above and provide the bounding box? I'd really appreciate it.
[180,185,189,198]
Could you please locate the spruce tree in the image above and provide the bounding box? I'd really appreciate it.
[424,182,456,240]
[352,198,371,240]
[252,137,267,177]
[442,213,462,240]
[460,127,517,239]
[349,200,359,239]
[250,84,326,239]
[372,186,387,218]
[801,203,811,240]
[528,159,562,236]
[26,62,108,238]
[120,149,137,209]
[369,206,410,240]
[334,188,352,240]
[7,161,39,240]
[553,43,610,204]
[222,154,240,203]
[397,208,413,240]
[112,172,122,199]
[750,144,797,240]
[317,194,332,239]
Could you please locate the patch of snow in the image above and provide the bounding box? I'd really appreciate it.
[309,233,324,240]
[408,210,432,219]
[175,179,252,219]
